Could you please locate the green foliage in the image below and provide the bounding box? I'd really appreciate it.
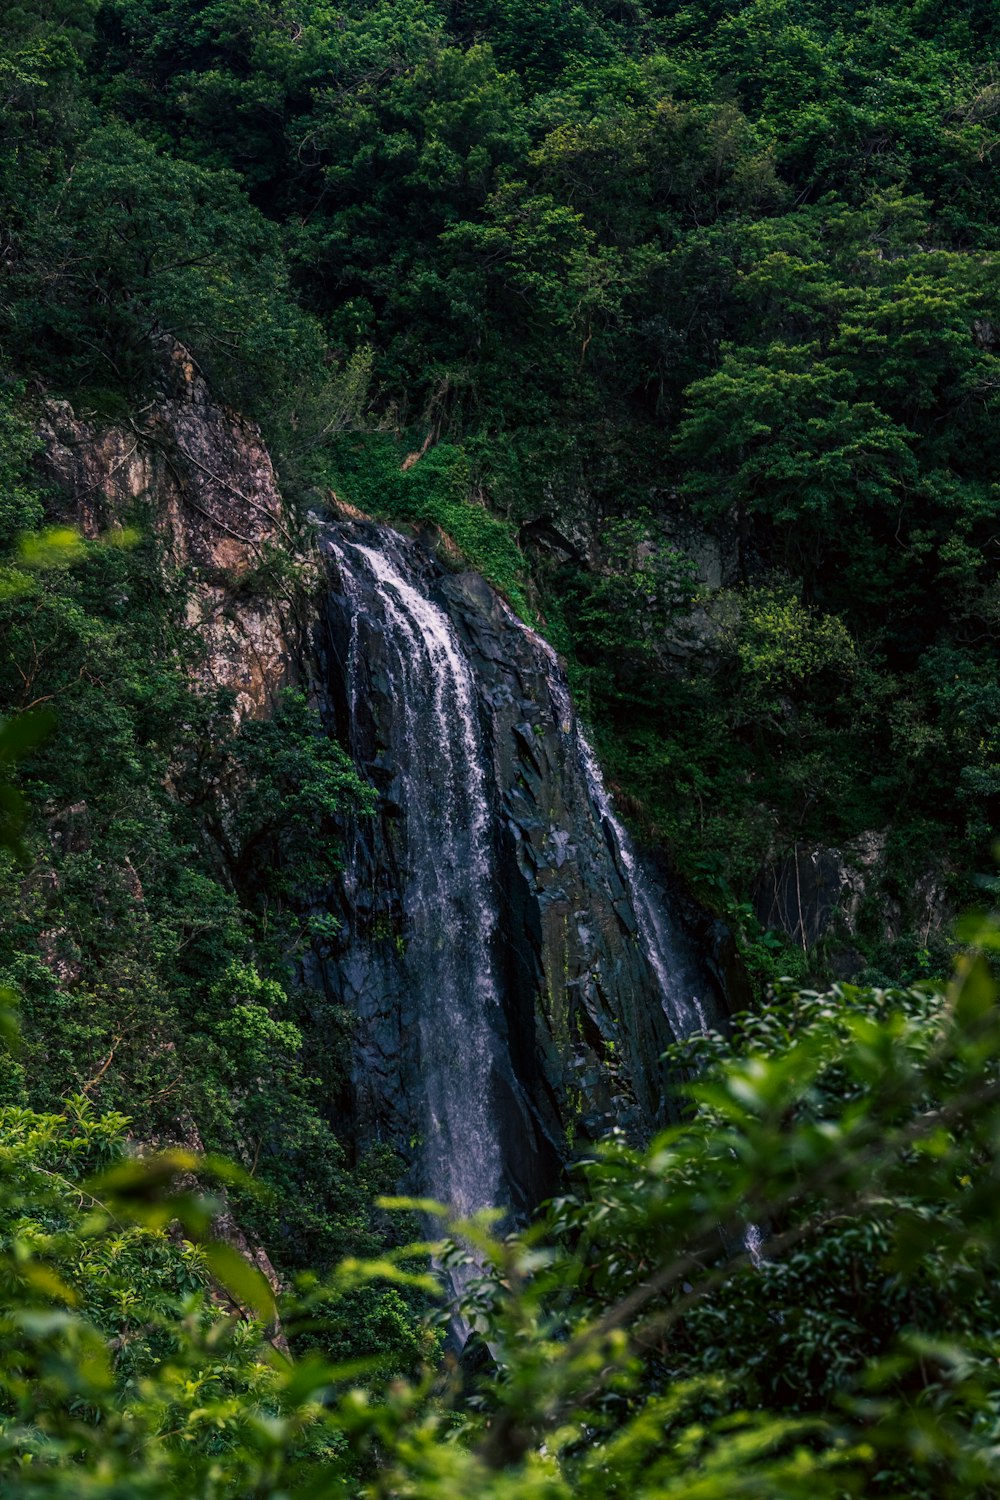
[1,0,997,947]
[0,1096,353,1493]
[565,516,699,667]
[718,587,858,723]
[326,433,532,614]
[2,120,323,414]
[0,448,388,1280]
[4,941,1000,1494]
[5,0,1000,1483]
[0,390,44,548]
[225,688,375,930]
[446,949,1000,1497]
[676,339,918,529]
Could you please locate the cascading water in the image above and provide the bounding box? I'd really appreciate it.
[531,638,764,1263]
[495,601,711,1044]
[573,735,711,1040]
[318,521,726,1262]
[328,535,503,1223]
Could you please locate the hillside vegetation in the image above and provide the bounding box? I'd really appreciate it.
[3,1,1000,1495]
[7,0,1000,976]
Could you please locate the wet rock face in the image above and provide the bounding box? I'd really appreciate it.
[38,344,302,725]
[312,521,724,1217]
[753,833,952,967]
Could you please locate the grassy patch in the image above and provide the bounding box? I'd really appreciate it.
[325,433,533,619]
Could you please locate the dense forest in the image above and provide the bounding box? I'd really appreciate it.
[3,0,1000,1494]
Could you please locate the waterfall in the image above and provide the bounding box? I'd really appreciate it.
[572,733,709,1042]
[321,521,724,1248]
[500,603,711,1045]
[329,535,503,1223]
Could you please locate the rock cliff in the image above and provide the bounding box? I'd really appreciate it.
[39,344,302,725]
[34,365,726,1222]
[313,520,725,1216]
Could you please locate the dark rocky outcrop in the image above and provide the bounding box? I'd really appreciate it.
[754,833,952,970]
[35,363,727,1226]
[310,520,725,1218]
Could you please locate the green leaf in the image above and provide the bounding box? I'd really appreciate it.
[203,1241,277,1323]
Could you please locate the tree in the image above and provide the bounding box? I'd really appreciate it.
[4,929,1000,1495]
[2,122,324,413]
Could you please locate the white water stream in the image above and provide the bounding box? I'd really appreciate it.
[337,540,502,1222]
[511,609,711,1044]
[329,529,760,1325]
